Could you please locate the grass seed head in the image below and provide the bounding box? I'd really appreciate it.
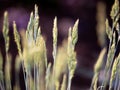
[26,12,34,44]
[72,19,79,46]
[34,4,39,40]
[53,17,58,45]
[110,0,119,20]
[105,19,112,40]
[68,52,77,79]
[106,43,115,70]
[52,17,58,63]
[13,21,22,58]
[3,11,9,52]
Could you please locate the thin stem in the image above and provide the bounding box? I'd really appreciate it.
[52,45,57,90]
[5,53,12,90]
[67,71,72,90]
[90,73,98,90]
[114,73,119,90]
[21,61,27,90]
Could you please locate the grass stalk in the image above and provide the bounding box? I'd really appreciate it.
[101,1,120,87]
[2,11,12,90]
[61,74,67,90]
[67,19,79,90]
[52,17,58,90]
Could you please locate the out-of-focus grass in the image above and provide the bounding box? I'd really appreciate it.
[0,4,78,90]
[91,0,120,90]
[0,0,120,90]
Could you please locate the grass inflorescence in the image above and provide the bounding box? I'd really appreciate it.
[91,0,120,90]
[0,5,79,90]
[1,0,120,89]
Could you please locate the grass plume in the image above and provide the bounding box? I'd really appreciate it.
[0,4,79,90]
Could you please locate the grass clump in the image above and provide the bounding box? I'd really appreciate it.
[91,0,120,90]
[0,4,79,90]
[1,0,120,90]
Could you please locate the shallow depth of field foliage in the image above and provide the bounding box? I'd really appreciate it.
[0,0,120,90]
[91,0,120,90]
[0,4,79,90]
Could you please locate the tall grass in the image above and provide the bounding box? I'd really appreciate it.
[91,0,120,90]
[0,0,119,89]
[0,5,79,90]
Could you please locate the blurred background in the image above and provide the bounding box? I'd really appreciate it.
[0,0,115,90]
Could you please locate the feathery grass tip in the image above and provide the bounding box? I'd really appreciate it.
[72,19,79,46]
[13,21,22,58]
[2,11,9,52]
